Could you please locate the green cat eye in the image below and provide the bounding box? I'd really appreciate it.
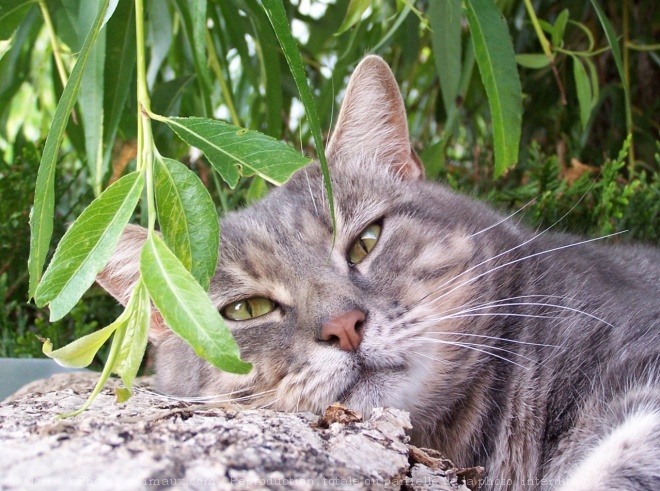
[222,297,275,321]
[348,223,382,265]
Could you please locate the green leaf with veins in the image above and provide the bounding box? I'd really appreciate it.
[151,115,311,188]
[154,155,219,291]
[140,233,252,374]
[36,171,144,321]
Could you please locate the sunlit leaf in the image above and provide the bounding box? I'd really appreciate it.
[335,0,371,36]
[35,171,144,321]
[140,233,252,374]
[463,0,522,176]
[45,275,149,414]
[0,6,40,120]
[151,114,311,188]
[42,322,119,368]
[154,155,219,290]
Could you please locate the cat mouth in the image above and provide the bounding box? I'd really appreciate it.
[334,364,407,407]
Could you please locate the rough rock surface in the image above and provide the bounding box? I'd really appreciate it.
[0,373,475,490]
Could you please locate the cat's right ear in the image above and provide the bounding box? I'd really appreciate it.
[327,55,424,180]
[96,225,170,344]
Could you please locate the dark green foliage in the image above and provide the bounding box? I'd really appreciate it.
[0,140,122,363]
[491,141,659,243]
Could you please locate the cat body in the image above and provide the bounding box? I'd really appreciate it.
[99,56,660,490]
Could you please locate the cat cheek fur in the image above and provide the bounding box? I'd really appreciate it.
[98,55,660,489]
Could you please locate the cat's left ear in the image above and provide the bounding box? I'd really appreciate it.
[327,55,424,180]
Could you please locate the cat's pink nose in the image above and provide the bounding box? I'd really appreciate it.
[321,310,365,351]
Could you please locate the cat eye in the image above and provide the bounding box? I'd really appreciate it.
[348,223,382,265]
[222,297,276,321]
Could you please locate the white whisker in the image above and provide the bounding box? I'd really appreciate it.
[414,294,572,322]
[258,397,282,410]
[410,349,460,368]
[133,385,276,405]
[422,232,627,313]
[423,330,561,349]
[467,196,539,238]
[418,337,530,369]
[425,300,616,329]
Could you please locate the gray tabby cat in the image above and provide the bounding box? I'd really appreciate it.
[98,56,660,490]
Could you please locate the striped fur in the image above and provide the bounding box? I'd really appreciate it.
[98,56,660,490]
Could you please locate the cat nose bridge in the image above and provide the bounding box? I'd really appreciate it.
[298,277,367,351]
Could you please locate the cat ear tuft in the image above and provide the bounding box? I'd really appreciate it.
[327,55,424,180]
[96,224,170,343]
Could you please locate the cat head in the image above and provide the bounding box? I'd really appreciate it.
[98,56,510,427]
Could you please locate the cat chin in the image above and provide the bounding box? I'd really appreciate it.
[334,360,430,417]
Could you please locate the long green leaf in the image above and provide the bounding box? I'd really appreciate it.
[589,0,632,138]
[173,0,212,116]
[146,0,172,86]
[190,0,213,116]
[429,0,462,114]
[35,171,145,321]
[429,36,476,178]
[572,56,592,129]
[28,0,111,299]
[584,56,599,111]
[140,233,252,374]
[112,279,150,394]
[241,0,283,138]
[552,9,569,48]
[154,155,219,290]
[151,114,311,188]
[216,0,258,91]
[464,0,522,177]
[78,0,107,196]
[261,0,336,236]
[103,0,136,180]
